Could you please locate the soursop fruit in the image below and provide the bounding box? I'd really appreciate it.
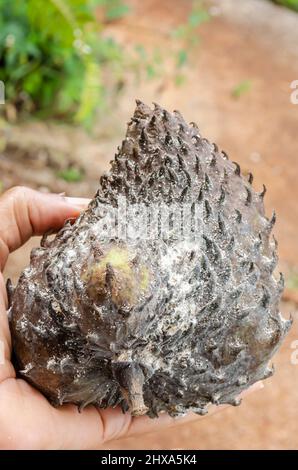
[8,101,291,417]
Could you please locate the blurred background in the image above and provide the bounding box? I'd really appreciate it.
[1,0,298,449]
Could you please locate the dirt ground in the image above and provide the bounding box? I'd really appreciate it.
[1,0,298,449]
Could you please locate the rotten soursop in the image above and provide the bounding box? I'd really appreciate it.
[8,101,291,417]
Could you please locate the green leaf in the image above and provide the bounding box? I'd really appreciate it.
[176,49,188,68]
[171,25,188,39]
[231,80,252,99]
[174,73,186,87]
[146,64,157,79]
[74,60,103,124]
[23,70,42,94]
[286,271,298,290]
[188,9,210,27]
[57,167,84,182]
[272,0,298,12]
[106,3,130,20]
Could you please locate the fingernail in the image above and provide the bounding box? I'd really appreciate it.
[242,381,264,397]
[41,193,90,212]
[255,381,264,390]
[251,380,264,391]
[65,197,91,209]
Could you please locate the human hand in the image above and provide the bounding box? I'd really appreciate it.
[0,186,262,449]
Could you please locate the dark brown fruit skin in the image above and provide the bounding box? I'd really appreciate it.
[9,101,292,417]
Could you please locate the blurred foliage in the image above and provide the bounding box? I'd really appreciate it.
[172,0,210,85]
[58,166,84,182]
[231,80,252,99]
[0,0,210,128]
[0,0,129,127]
[131,0,210,88]
[286,270,298,290]
[272,0,298,12]
[132,44,163,81]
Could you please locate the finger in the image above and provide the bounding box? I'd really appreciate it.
[0,378,264,449]
[114,380,265,442]
[0,379,131,450]
[0,274,15,382]
[65,197,92,210]
[57,380,264,449]
[45,381,264,449]
[0,187,90,270]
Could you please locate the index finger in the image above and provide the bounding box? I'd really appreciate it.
[0,187,90,271]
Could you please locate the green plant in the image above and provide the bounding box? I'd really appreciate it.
[286,271,298,290]
[0,0,209,127]
[57,166,84,182]
[231,80,252,99]
[272,0,298,12]
[171,0,210,86]
[0,0,129,126]
[130,0,211,89]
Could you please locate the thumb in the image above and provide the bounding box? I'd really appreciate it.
[0,186,90,270]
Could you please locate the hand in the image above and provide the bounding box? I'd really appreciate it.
[0,186,262,449]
